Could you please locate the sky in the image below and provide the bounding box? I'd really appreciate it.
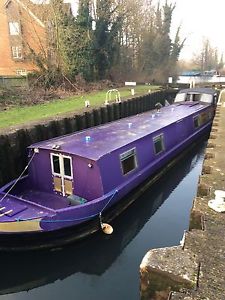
[170,0,225,60]
[66,0,225,61]
[33,0,225,61]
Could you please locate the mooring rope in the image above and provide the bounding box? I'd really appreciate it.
[98,189,118,228]
[100,189,118,214]
[0,152,36,203]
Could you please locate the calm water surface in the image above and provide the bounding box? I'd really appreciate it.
[0,142,206,300]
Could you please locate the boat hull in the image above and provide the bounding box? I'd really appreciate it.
[0,88,218,250]
[0,129,210,251]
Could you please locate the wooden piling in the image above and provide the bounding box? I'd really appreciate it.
[0,90,177,186]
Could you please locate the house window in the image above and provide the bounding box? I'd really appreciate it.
[9,22,20,35]
[120,148,137,175]
[12,46,22,59]
[16,69,27,76]
[153,134,164,155]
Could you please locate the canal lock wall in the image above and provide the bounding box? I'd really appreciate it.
[140,100,225,299]
[0,90,176,187]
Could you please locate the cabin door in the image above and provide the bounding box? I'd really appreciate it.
[50,153,73,196]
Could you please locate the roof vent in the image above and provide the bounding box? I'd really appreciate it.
[52,144,61,150]
[155,102,163,112]
[85,136,91,142]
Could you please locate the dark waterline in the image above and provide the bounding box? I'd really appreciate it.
[0,141,207,300]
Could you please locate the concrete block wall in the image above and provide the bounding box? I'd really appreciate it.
[140,103,225,300]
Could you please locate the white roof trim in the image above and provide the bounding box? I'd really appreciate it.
[4,0,11,7]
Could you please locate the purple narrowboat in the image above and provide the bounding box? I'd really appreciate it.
[0,88,218,250]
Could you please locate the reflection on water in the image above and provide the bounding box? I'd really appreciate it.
[0,142,206,300]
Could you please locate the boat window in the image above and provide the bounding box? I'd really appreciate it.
[51,154,73,178]
[120,148,137,175]
[52,155,60,174]
[63,157,72,177]
[199,93,213,103]
[174,93,186,102]
[153,134,164,155]
[188,93,204,101]
[193,116,200,128]
[186,94,193,101]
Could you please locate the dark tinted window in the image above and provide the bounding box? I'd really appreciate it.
[193,116,199,128]
[63,157,72,177]
[120,148,137,175]
[153,134,164,155]
[52,155,60,174]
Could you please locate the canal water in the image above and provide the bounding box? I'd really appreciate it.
[0,142,206,300]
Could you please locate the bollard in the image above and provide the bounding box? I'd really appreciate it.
[85,100,90,107]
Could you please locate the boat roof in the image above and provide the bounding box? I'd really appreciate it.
[177,88,217,95]
[180,71,201,76]
[30,101,211,161]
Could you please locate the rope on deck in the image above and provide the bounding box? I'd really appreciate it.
[15,189,118,223]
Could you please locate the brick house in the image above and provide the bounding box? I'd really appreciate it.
[0,0,72,76]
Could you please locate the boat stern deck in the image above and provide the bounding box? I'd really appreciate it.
[0,192,55,233]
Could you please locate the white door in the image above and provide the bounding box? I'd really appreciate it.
[50,153,73,196]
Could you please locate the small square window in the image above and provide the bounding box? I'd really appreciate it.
[120,148,137,175]
[9,22,20,35]
[12,46,22,59]
[193,116,200,128]
[153,134,164,155]
[16,69,27,76]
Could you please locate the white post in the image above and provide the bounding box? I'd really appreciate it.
[85,100,90,107]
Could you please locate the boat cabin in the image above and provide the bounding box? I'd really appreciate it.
[0,88,218,247]
[174,87,218,104]
[25,90,216,207]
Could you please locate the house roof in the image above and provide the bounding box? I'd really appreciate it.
[4,0,45,27]
[30,101,211,161]
[4,0,72,28]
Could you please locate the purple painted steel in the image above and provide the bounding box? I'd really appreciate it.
[29,103,208,160]
[0,93,216,239]
[21,190,69,209]
[28,150,53,192]
[0,192,55,223]
[28,151,103,200]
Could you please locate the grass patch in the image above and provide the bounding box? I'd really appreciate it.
[0,85,159,129]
